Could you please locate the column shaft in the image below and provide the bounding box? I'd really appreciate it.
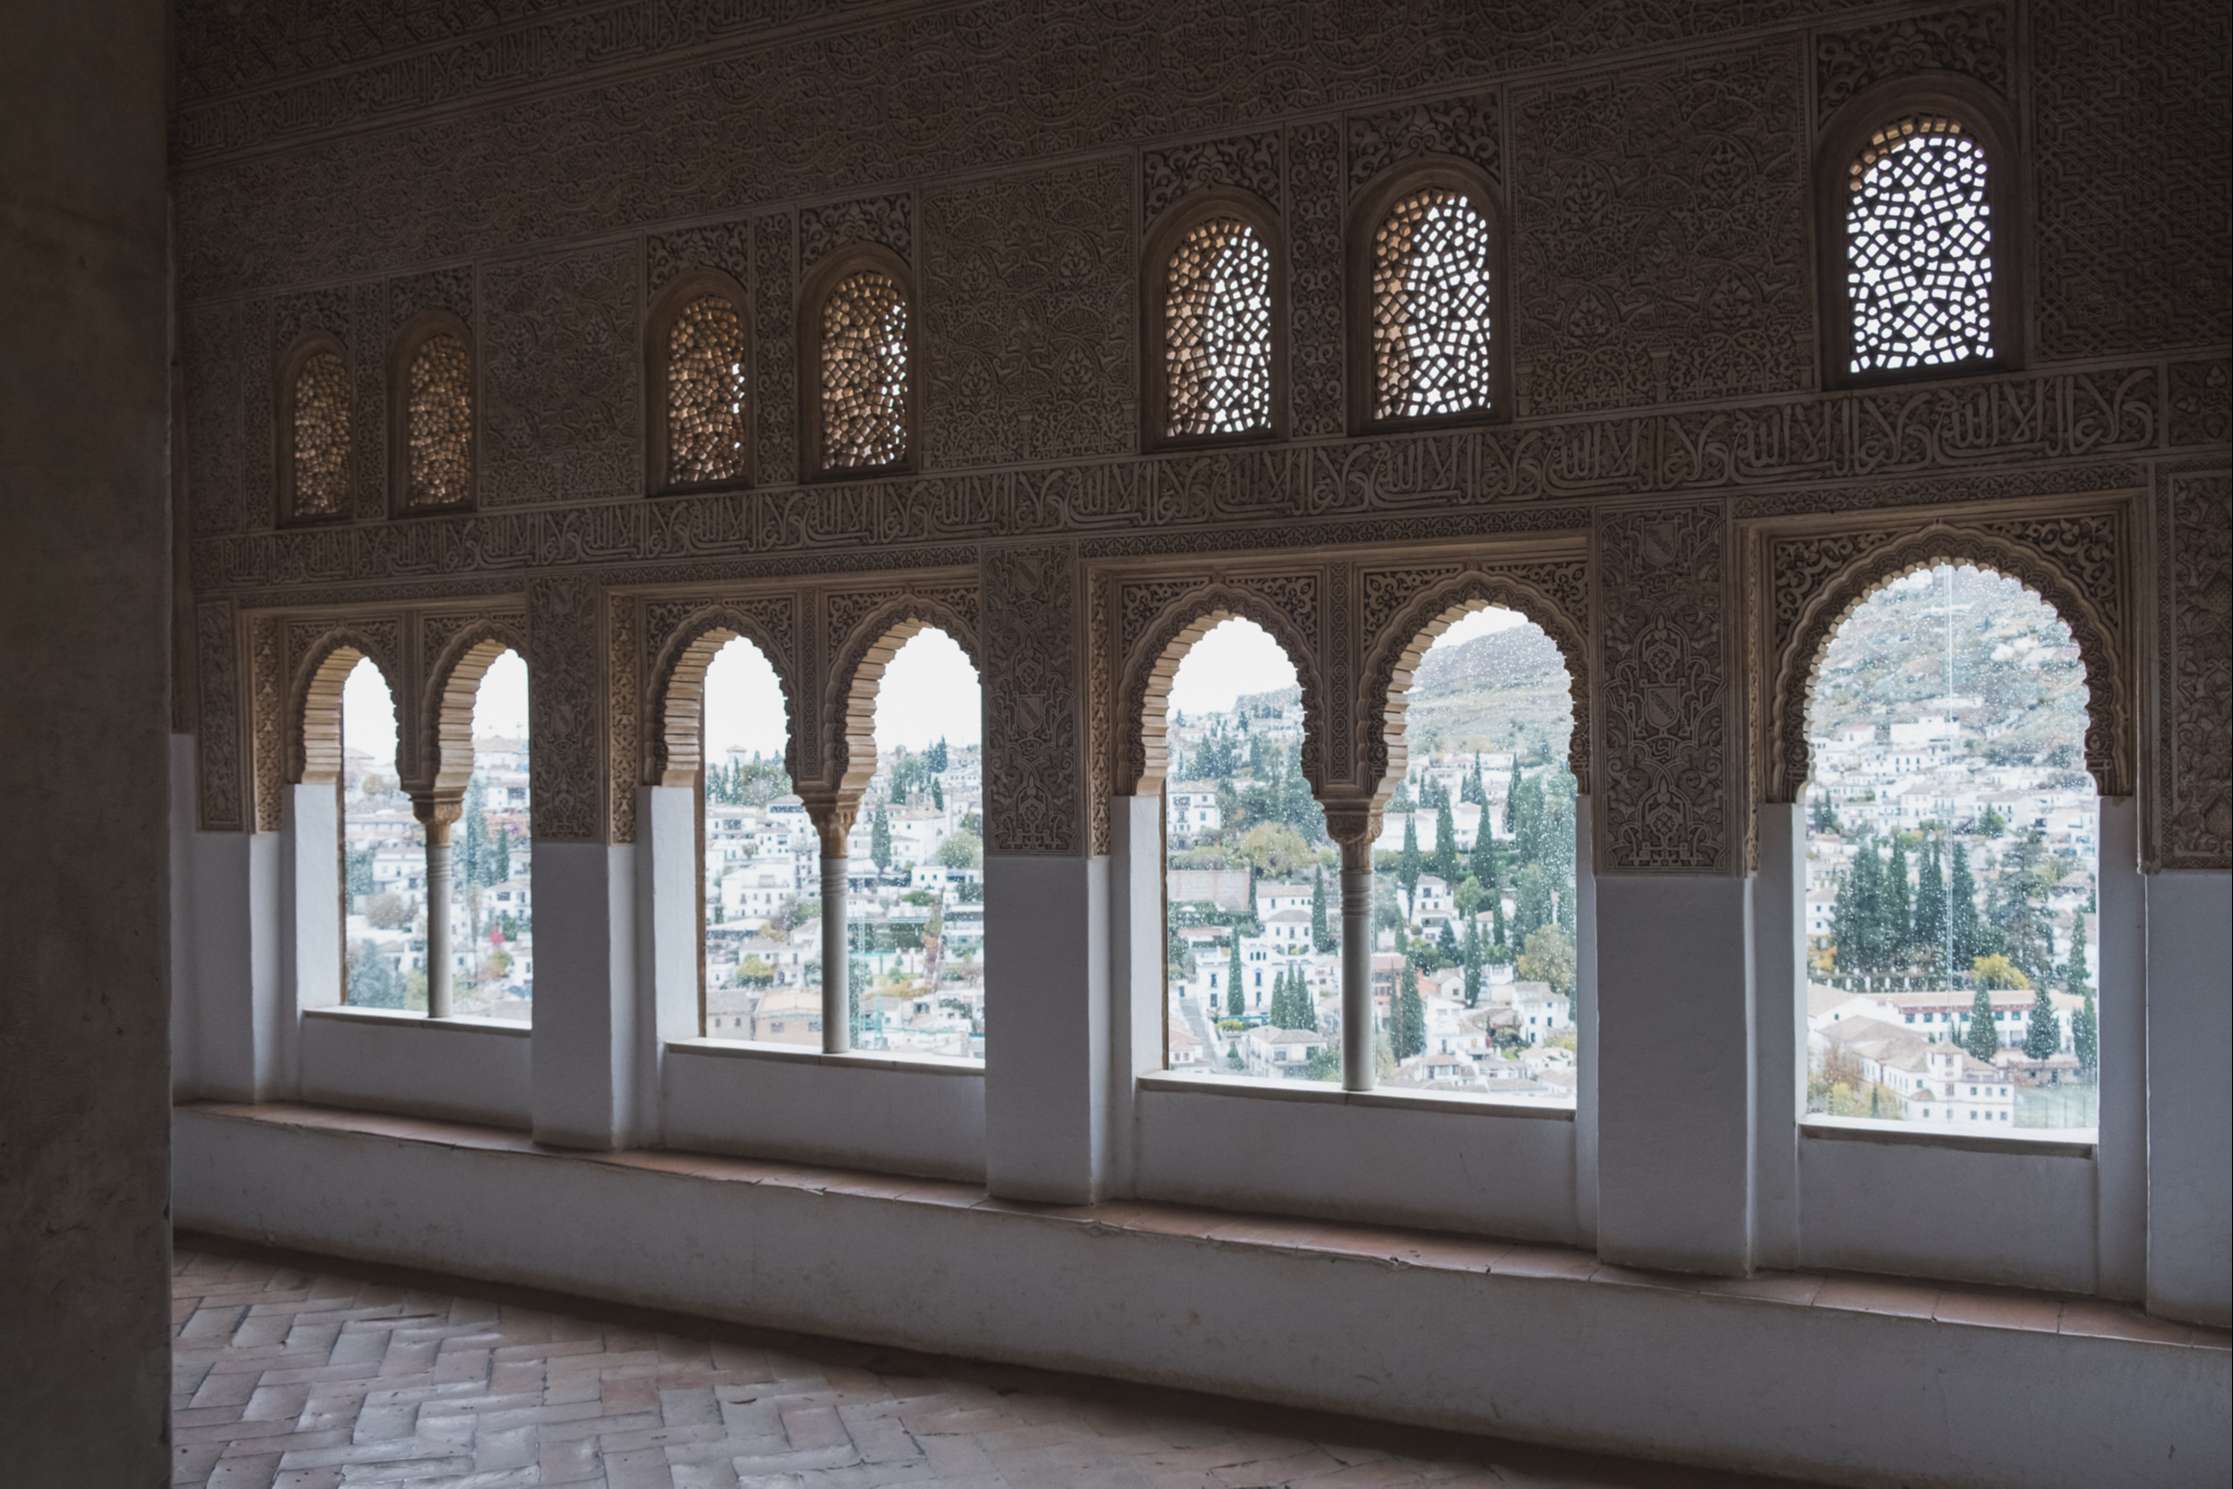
[821,853,850,1053]
[424,821,453,1019]
[1341,863,1374,1092]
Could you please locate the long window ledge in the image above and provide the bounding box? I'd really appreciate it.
[1801,1114,2094,1160]
[304,1005,531,1038]
[1138,1068,1575,1121]
[178,1100,2225,1351]
[666,1037,983,1077]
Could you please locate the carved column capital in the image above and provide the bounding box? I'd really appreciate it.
[798,792,859,856]
[1319,798,1381,872]
[411,791,463,842]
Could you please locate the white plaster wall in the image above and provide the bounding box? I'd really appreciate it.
[983,853,1109,1202]
[190,829,277,1101]
[532,840,636,1149]
[662,1045,985,1181]
[296,1012,533,1129]
[2146,871,2233,1326]
[1798,1134,2097,1292]
[174,1109,2232,1489]
[1595,874,1754,1272]
[1132,1084,1578,1241]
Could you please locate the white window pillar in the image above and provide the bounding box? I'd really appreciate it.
[279,781,343,1094]
[1339,836,1375,1093]
[530,835,638,1149]
[807,804,854,1055]
[1109,792,1164,1193]
[635,784,702,1141]
[1750,800,1805,1269]
[984,849,1109,1204]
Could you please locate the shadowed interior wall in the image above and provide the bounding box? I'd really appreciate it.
[0,0,173,1480]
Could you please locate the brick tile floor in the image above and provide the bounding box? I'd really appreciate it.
[172,1238,1820,1489]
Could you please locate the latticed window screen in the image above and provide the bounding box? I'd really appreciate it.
[1163,218,1273,438]
[290,350,352,517]
[1844,116,1994,373]
[1371,187,1497,421]
[819,270,910,469]
[665,296,749,485]
[404,333,472,508]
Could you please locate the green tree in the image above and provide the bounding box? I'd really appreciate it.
[345,845,376,899]
[346,942,406,1009]
[870,804,893,874]
[1949,842,1983,964]
[492,824,512,884]
[926,737,949,773]
[2022,981,2062,1062]
[1809,794,1839,834]
[1226,1042,1247,1072]
[1398,812,1422,915]
[1963,982,2002,1063]
[1470,824,1502,901]
[1991,825,2057,986]
[1912,838,1948,974]
[460,774,489,889]
[1310,867,1332,953]
[2072,985,2099,1079]
[1225,934,1244,1020]
[1511,863,1553,944]
[1395,956,1426,1061]
[1516,923,1577,1003]
[1461,915,1483,1008]
[1884,837,1913,968]
[1432,797,1459,885]
[935,828,983,870]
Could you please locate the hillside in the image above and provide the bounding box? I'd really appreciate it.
[1811,567,2089,763]
[1405,624,1577,763]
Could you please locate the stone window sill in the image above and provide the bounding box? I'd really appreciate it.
[665,1037,983,1076]
[303,1006,531,1038]
[1138,1068,1575,1120]
[1801,1114,2095,1160]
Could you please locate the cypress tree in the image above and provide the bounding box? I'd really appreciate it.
[1471,822,1502,894]
[1462,916,1483,1009]
[1225,933,1244,1020]
[870,804,893,874]
[1310,866,1332,953]
[1995,826,2057,986]
[1433,796,1459,884]
[2023,981,2062,1062]
[1396,956,1426,1061]
[1398,811,1422,915]
[1949,842,1983,964]
[2061,915,2092,998]
[1963,983,2002,1063]
[1912,839,1948,975]
[2073,986,2099,1078]
[1885,837,1913,969]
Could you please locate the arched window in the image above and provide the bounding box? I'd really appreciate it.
[694,638,796,1042]
[1382,605,1580,1100]
[1156,618,1338,1085]
[804,250,915,476]
[279,335,351,522]
[1819,85,2020,384]
[336,657,423,1010]
[1352,166,1507,429]
[448,649,532,1022]
[647,273,750,492]
[391,312,475,512]
[850,626,982,1059]
[1145,193,1282,445]
[1802,565,2097,1138]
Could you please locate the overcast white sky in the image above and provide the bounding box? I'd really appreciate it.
[339,610,1527,769]
[1165,607,1525,718]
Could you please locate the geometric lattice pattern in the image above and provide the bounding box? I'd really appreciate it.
[819,270,910,469]
[404,334,473,509]
[665,295,749,485]
[1164,218,1273,437]
[1845,118,1995,373]
[1372,187,1497,421]
[289,350,351,517]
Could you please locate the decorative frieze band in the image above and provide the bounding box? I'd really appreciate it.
[191,363,2187,601]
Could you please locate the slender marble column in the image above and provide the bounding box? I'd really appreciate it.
[423,817,454,1019]
[1340,838,1375,1093]
[821,849,850,1053]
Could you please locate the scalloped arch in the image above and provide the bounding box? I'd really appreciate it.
[1772,527,2127,801]
[1359,571,1590,807]
[823,595,981,802]
[420,618,531,798]
[647,604,799,788]
[290,627,405,786]
[1119,584,1323,797]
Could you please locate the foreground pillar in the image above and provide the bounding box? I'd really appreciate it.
[414,797,461,1018]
